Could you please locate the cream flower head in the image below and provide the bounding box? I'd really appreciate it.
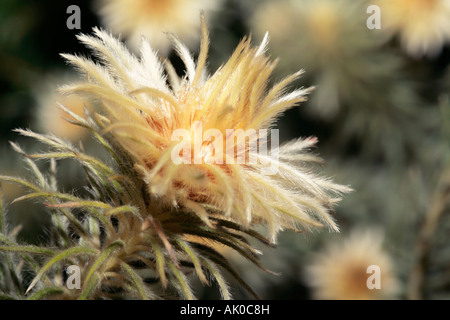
[95,0,223,55]
[376,0,450,58]
[305,229,400,300]
[60,15,351,242]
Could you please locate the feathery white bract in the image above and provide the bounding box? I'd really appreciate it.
[60,18,350,242]
[95,0,222,54]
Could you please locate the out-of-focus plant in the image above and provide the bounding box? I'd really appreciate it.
[250,0,434,164]
[251,0,388,119]
[407,95,450,300]
[304,228,400,300]
[375,0,450,59]
[94,0,224,55]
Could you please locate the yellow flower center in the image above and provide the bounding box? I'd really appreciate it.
[344,263,374,299]
[136,0,179,16]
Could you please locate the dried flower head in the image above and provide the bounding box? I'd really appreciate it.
[375,0,450,58]
[304,229,400,300]
[60,15,350,242]
[95,0,222,54]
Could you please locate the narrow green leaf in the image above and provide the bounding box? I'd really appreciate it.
[9,142,47,189]
[199,257,231,300]
[45,199,111,210]
[105,205,142,220]
[0,233,14,245]
[120,261,150,300]
[0,242,24,296]
[145,235,167,288]
[85,208,114,234]
[56,102,90,127]
[50,214,71,247]
[88,216,100,239]
[192,243,260,299]
[14,129,68,150]
[0,176,40,192]
[0,234,46,273]
[0,245,55,256]
[54,208,89,240]
[11,191,82,205]
[27,286,64,300]
[83,240,124,287]
[11,192,63,204]
[26,246,98,294]
[91,131,124,170]
[168,260,194,300]
[78,273,99,300]
[176,238,208,285]
[13,191,91,239]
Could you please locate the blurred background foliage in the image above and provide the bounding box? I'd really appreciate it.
[1,0,450,300]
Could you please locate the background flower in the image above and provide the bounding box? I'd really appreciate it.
[304,229,400,300]
[251,0,386,119]
[94,0,223,55]
[250,0,438,164]
[375,0,450,58]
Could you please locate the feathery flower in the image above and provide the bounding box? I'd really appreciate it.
[305,229,400,300]
[95,0,222,54]
[60,16,350,243]
[375,0,450,58]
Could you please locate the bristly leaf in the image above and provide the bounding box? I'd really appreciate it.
[168,260,194,300]
[199,257,231,300]
[26,246,98,295]
[176,238,208,285]
[0,176,41,193]
[27,287,65,300]
[9,142,48,189]
[145,235,167,288]
[120,261,152,300]
[82,240,123,288]
[78,273,99,300]
[191,243,260,300]
[0,245,55,256]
